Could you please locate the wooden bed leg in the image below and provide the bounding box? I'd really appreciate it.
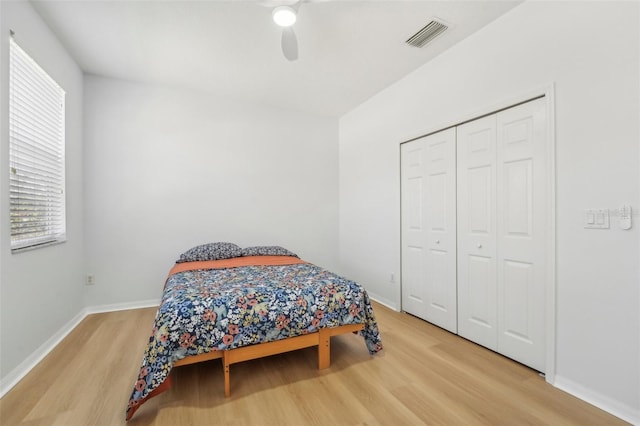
[318,329,330,369]
[223,352,231,397]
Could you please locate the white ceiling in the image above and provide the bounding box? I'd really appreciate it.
[31,0,522,117]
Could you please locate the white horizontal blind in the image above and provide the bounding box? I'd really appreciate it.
[9,37,66,251]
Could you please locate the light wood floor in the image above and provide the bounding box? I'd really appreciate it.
[0,302,627,426]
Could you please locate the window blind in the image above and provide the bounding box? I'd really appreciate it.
[9,37,66,251]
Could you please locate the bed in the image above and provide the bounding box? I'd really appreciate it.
[126,243,383,420]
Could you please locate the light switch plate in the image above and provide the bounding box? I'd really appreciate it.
[584,209,609,229]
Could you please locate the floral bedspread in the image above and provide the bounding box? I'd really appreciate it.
[126,258,383,420]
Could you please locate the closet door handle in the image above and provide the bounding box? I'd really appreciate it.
[435,240,440,244]
[477,244,483,249]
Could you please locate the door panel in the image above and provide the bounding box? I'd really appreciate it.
[401,142,427,317]
[424,128,457,332]
[403,246,425,306]
[467,254,495,328]
[428,172,447,229]
[428,248,449,311]
[496,98,546,372]
[406,177,423,231]
[504,159,533,237]
[401,128,457,332]
[457,115,497,350]
[468,166,492,234]
[502,260,534,343]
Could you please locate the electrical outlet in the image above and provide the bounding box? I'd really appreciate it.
[86,274,95,285]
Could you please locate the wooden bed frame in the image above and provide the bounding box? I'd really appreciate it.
[173,323,364,396]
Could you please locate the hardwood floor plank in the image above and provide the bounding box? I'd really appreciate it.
[0,303,628,425]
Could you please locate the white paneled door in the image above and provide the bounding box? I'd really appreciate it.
[401,141,427,319]
[402,97,548,372]
[401,128,457,333]
[495,98,547,372]
[457,98,547,372]
[456,114,499,351]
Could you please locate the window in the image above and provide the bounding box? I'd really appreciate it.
[9,37,66,251]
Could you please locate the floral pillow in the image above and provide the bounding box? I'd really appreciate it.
[241,245,298,258]
[176,242,242,263]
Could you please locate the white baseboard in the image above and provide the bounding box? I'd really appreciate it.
[84,298,160,315]
[0,299,160,399]
[553,375,639,425]
[368,292,399,312]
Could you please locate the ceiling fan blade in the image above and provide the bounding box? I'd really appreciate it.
[281,27,298,61]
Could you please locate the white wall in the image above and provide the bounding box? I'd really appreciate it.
[339,1,639,423]
[83,75,339,307]
[0,0,84,385]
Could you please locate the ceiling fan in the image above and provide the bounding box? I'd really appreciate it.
[260,0,319,61]
[272,3,299,61]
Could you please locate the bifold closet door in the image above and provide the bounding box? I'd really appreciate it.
[401,128,457,333]
[495,98,547,372]
[456,115,498,350]
[458,98,547,372]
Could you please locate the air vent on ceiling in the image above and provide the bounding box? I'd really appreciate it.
[406,19,448,48]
